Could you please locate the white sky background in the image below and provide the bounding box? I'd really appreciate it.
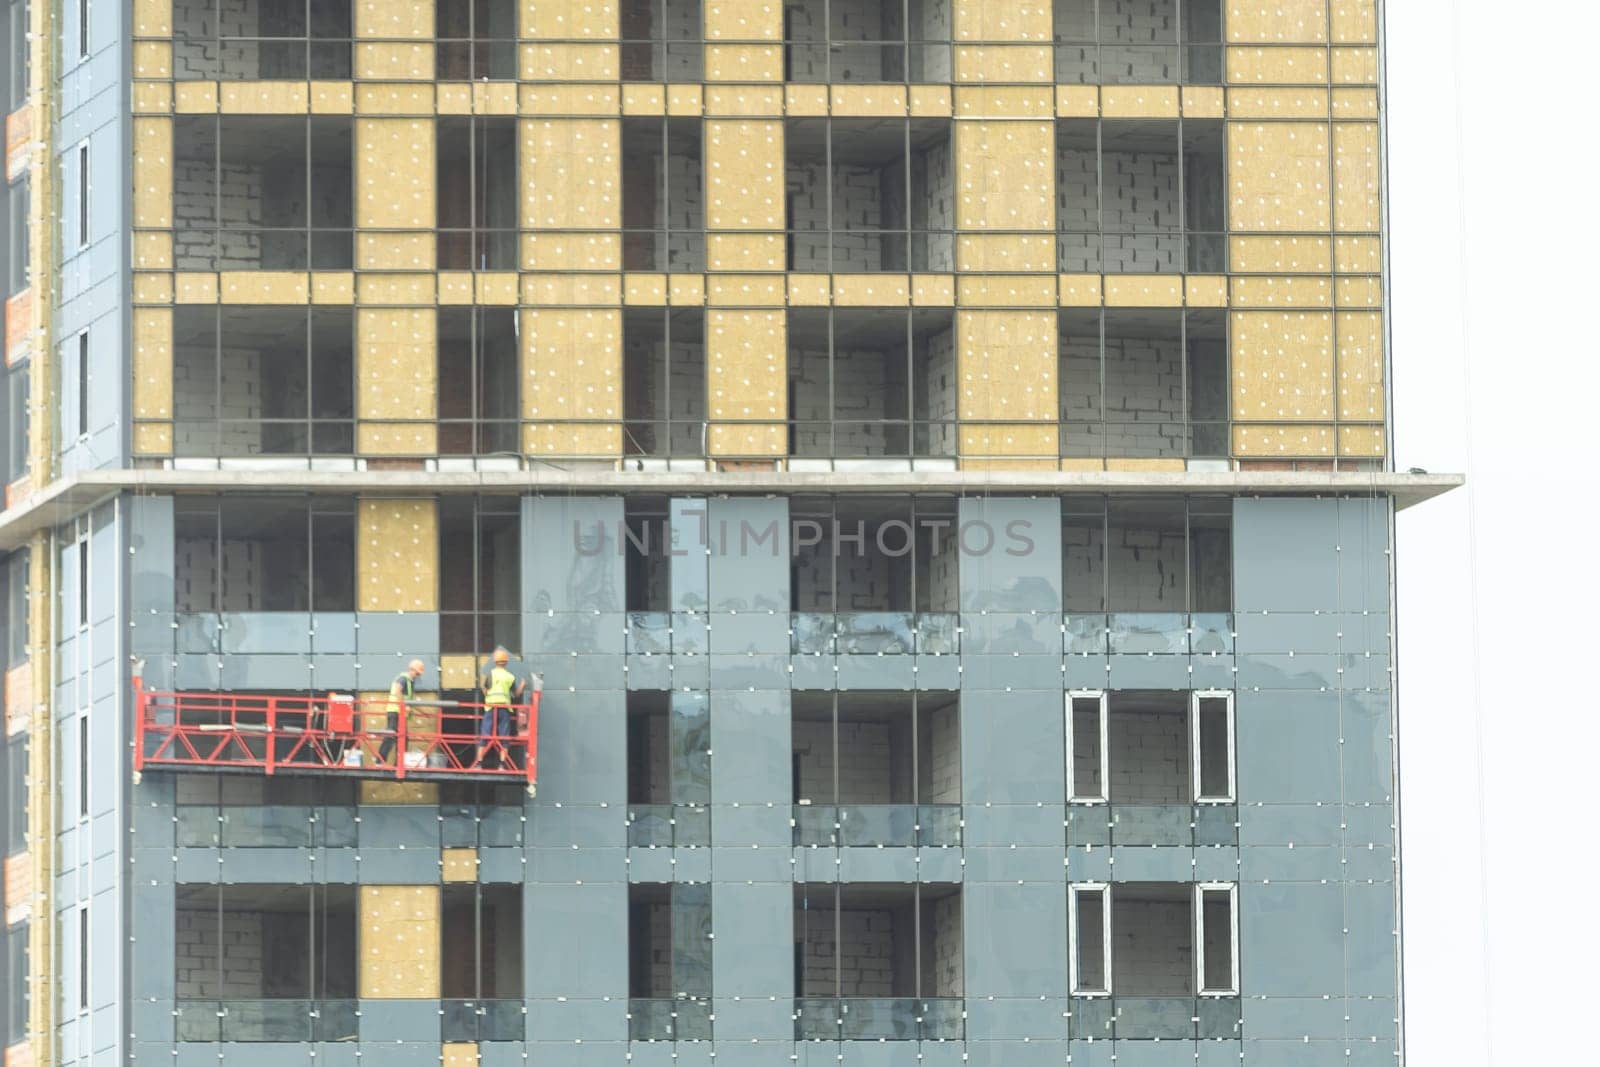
[1388,2,1600,1062]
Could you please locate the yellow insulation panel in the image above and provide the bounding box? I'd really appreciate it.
[356,119,435,229]
[132,118,172,228]
[705,120,784,230]
[704,0,782,40]
[957,310,1056,423]
[1225,0,1328,42]
[355,0,434,39]
[1332,121,1381,232]
[952,45,1054,83]
[1331,47,1377,85]
[357,308,437,455]
[1228,121,1330,231]
[521,0,619,38]
[1229,275,1332,308]
[521,118,621,230]
[132,307,173,424]
[1331,0,1378,44]
[441,849,478,883]
[359,885,440,1000]
[955,234,1056,274]
[706,309,786,456]
[707,233,785,272]
[521,308,623,456]
[705,44,783,82]
[357,498,439,613]
[953,0,1053,42]
[133,0,172,37]
[1230,310,1335,422]
[1338,424,1385,457]
[1230,235,1333,273]
[1335,310,1384,421]
[1226,46,1329,85]
[361,781,440,805]
[1232,423,1335,457]
[955,120,1055,231]
[1100,86,1180,118]
[443,1045,480,1067]
[521,42,620,81]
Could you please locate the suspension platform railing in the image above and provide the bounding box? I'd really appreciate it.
[132,678,540,795]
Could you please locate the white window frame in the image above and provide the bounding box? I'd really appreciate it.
[1069,882,1112,996]
[1193,882,1239,996]
[1189,689,1235,803]
[1065,689,1108,804]
[76,533,89,630]
[78,0,91,60]
[77,709,89,820]
[78,902,90,1012]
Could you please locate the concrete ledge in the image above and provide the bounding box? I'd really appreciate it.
[0,468,1464,553]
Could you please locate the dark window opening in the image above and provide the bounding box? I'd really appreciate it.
[627,882,712,1039]
[620,0,704,82]
[1061,496,1233,613]
[172,116,353,271]
[437,0,517,80]
[175,496,356,614]
[622,308,706,459]
[786,118,953,272]
[173,0,353,80]
[438,496,521,655]
[436,117,518,270]
[173,306,355,457]
[437,309,519,455]
[621,118,704,272]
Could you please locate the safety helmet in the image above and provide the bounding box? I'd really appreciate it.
[493,646,510,664]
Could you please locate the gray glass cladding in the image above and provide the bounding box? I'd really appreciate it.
[123,491,1398,1058]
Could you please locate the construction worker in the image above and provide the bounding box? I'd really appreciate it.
[379,659,426,766]
[478,647,526,768]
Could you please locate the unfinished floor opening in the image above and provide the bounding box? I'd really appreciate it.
[174,883,357,1041]
[786,309,956,461]
[172,305,354,459]
[172,0,354,80]
[1056,118,1224,273]
[627,882,713,1039]
[791,690,961,845]
[623,308,707,460]
[789,496,960,620]
[172,115,353,271]
[786,118,954,272]
[621,118,704,272]
[1052,0,1222,84]
[626,690,711,846]
[620,0,704,81]
[783,0,954,83]
[794,882,963,1039]
[436,117,519,270]
[437,308,519,455]
[1066,689,1235,805]
[174,495,355,614]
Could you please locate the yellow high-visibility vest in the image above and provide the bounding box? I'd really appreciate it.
[485,666,517,705]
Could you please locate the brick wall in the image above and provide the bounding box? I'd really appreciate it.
[1054,0,1183,83]
[1108,707,1187,803]
[790,343,908,454]
[175,538,266,612]
[1062,520,1188,610]
[1111,895,1192,995]
[927,891,962,995]
[794,718,895,804]
[176,906,265,998]
[922,701,960,803]
[623,335,706,455]
[1057,139,1183,273]
[174,0,261,80]
[1060,332,1187,457]
[173,338,263,455]
[797,893,962,996]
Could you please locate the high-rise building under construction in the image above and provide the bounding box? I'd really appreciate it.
[0,2,1460,1064]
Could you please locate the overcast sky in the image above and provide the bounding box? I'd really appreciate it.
[1387,3,1599,1062]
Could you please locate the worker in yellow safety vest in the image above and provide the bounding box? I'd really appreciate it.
[478,647,527,768]
[379,659,426,766]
